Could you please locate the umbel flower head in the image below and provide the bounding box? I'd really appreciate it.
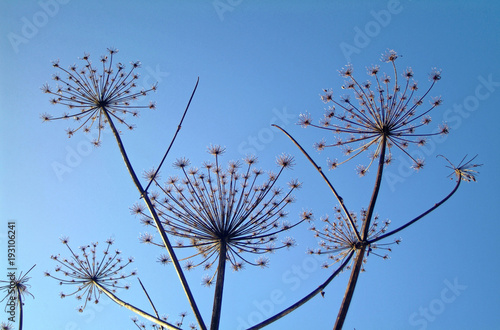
[308,208,400,271]
[0,264,36,311]
[0,322,13,330]
[299,49,448,174]
[439,154,482,182]
[132,146,308,283]
[45,237,136,311]
[40,47,157,146]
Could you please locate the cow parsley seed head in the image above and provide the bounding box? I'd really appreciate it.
[40,48,157,145]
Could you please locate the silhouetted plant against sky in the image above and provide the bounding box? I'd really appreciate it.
[273,49,481,329]
[132,146,308,330]
[40,48,157,145]
[0,265,35,330]
[299,49,448,174]
[45,238,182,330]
[41,49,206,329]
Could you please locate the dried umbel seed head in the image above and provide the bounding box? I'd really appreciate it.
[0,265,36,310]
[40,48,157,145]
[302,49,447,173]
[309,208,398,271]
[132,147,309,278]
[45,237,136,311]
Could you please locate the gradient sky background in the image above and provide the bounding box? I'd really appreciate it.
[1,1,499,329]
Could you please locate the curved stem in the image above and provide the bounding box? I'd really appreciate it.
[145,77,199,193]
[333,247,366,330]
[95,282,181,330]
[272,124,361,242]
[210,242,228,330]
[369,175,462,244]
[102,109,207,330]
[247,251,354,330]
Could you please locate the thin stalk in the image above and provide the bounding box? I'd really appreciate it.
[17,287,23,330]
[334,136,386,329]
[102,109,207,330]
[369,174,462,244]
[247,251,354,330]
[137,278,161,320]
[210,241,228,330]
[145,77,199,193]
[333,247,366,330]
[272,124,361,242]
[360,136,387,239]
[94,282,181,330]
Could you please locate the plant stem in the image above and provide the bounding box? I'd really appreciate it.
[369,175,462,244]
[333,247,366,329]
[137,278,161,320]
[272,124,361,242]
[95,282,181,330]
[144,77,199,193]
[247,251,354,330]
[102,109,207,330]
[360,136,387,239]
[334,137,386,329]
[210,241,228,330]
[17,287,23,330]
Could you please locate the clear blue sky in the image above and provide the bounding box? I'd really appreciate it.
[1,0,499,329]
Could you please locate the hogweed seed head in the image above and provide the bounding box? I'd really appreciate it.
[0,265,36,311]
[46,238,135,311]
[309,208,396,270]
[439,154,482,182]
[133,147,308,278]
[40,48,157,145]
[301,49,447,173]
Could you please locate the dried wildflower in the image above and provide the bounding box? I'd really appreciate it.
[439,154,482,182]
[0,322,13,330]
[303,49,447,172]
[135,147,307,273]
[0,265,36,311]
[310,208,396,270]
[45,238,135,311]
[40,48,157,145]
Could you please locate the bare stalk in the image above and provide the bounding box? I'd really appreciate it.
[17,287,23,330]
[369,174,462,244]
[334,138,386,329]
[272,124,361,242]
[210,242,228,330]
[102,109,207,330]
[145,77,199,193]
[360,135,387,238]
[94,282,181,330]
[247,251,354,330]
[333,247,365,329]
[138,278,161,320]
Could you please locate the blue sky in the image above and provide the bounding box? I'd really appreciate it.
[1,0,499,329]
